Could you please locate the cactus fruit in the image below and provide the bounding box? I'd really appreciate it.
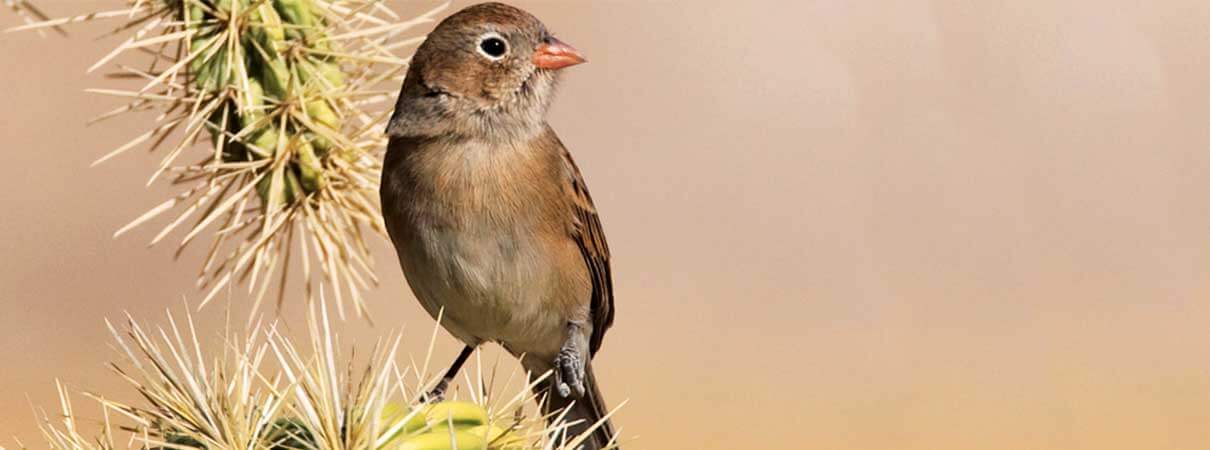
[389,401,524,450]
[382,402,432,445]
[424,401,491,429]
[396,431,489,450]
[466,425,527,449]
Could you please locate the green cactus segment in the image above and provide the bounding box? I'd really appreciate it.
[190,32,227,92]
[315,59,345,88]
[296,139,325,192]
[249,2,286,47]
[256,165,293,211]
[273,0,335,54]
[240,78,280,155]
[260,57,292,99]
[184,0,347,210]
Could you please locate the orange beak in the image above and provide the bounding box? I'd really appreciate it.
[533,37,586,70]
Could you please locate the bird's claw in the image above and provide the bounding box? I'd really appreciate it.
[553,341,586,398]
[423,379,449,402]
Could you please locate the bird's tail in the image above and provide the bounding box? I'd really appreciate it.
[534,361,618,449]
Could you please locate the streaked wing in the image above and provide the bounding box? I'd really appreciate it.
[553,130,615,356]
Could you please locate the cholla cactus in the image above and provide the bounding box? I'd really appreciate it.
[12,4,627,449]
[30,304,622,450]
[9,0,450,318]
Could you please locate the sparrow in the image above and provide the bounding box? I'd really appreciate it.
[380,3,617,448]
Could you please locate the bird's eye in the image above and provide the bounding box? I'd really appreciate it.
[477,33,508,60]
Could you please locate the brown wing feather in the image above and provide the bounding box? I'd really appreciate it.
[550,129,615,356]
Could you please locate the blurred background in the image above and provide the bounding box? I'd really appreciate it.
[5,0,1210,448]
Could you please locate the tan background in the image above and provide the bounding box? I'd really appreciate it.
[6,0,1210,448]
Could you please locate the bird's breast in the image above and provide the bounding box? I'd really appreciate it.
[397,202,566,352]
[382,137,570,351]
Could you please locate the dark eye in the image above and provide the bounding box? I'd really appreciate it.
[478,35,508,59]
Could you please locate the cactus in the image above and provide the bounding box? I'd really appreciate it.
[379,401,526,450]
[9,0,452,316]
[467,425,528,449]
[424,401,490,429]
[265,417,316,449]
[391,401,524,450]
[15,2,622,450]
[26,306,616,450]
[183,0,345,207]
[396,431,489,450]
[148,401,526,450]
[179,0,357,213]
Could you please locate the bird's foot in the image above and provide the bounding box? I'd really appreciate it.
[423,379,450,402]
[553,323,587,398]
[423,345,475,403]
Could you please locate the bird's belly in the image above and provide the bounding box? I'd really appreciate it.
[399,222,565,355]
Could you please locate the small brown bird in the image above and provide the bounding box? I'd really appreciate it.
[380,3,617,448]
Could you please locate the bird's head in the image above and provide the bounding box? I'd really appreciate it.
[386,2,586,141]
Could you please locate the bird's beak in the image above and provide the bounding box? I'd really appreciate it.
[533,37,586,70]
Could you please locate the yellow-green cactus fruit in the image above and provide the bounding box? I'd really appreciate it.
[424,401,490,430]
[382,402,430,444]
[465,425,525,450]
[397,430,488,450]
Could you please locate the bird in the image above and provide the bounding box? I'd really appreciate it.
[379,3,618,448]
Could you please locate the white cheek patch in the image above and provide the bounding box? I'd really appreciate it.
[476,31,509,61]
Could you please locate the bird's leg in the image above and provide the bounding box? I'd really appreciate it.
[425,345,474,402]
[553,321,588,398]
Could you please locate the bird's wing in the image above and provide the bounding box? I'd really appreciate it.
[554,132,615,356]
